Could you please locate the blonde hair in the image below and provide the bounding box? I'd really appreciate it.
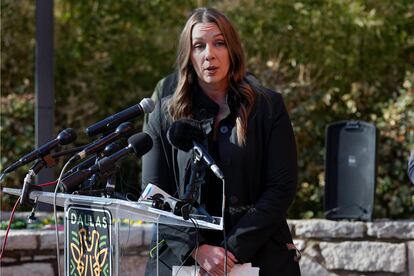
[169,7,255,146]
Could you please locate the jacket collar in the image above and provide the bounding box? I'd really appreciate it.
[192,81,237,121]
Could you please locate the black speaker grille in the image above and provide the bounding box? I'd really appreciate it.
[325,121,377,221]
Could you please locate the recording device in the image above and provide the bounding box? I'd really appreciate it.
[72,122,134,162]
[85,98,155,137]
[2,128,77,175]
[167,119,224,179]
[140,184,185,216]
[61,132,153,193]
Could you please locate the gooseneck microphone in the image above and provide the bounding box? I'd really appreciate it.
[61,132,153,192]
[2,128,77,175]
[72,122,134,162]
[86,98,155,137]
[167,119,224,180]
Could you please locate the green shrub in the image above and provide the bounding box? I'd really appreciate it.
[1,0,413,218]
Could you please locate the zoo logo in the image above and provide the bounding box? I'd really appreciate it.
[69,228,110,276]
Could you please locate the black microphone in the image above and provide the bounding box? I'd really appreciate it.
[167,119,224,179]
[61,132,153,192]
[2,128,77,174]
[86,98,155,137]
[72,122,134,162]
[60,141,125,186]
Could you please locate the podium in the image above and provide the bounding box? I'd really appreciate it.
[3,187,222,276]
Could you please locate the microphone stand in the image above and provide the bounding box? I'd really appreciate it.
[181,154,215,223]
[20,149,59,207]
[71,139,117,194]
[20,156,54,224]
[104,166,130,200]
[20,160,44,207]
[105,173,116,195]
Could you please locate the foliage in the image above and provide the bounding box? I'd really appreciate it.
[0,0,36,209]
[1,0,413,218]
[220,0,414,218]
[0,216,142,230]
[1,218,27,230]
[0,215,65,230]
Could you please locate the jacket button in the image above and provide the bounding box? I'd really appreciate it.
[220,126,229,134]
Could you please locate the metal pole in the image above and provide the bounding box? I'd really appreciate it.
[35,0,54,210]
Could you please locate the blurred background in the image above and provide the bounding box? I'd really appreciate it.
[1,0,413,219]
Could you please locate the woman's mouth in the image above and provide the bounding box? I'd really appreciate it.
[205,66,218,75]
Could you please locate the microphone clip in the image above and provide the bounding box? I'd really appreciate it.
[182,154,205,205]
[20,161,46,207]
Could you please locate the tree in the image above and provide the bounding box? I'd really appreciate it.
[1,0,413,218]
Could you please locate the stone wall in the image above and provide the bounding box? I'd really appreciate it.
[1,219,413,275]
[291,219,414,276]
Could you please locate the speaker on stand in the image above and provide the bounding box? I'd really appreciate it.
[324,120,377,221]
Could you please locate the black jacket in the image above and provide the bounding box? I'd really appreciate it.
[142,73,300,275]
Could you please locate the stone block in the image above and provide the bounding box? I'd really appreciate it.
[38,230,64,249]
[120,255,148,275]
[141,224,153,246]
[294,219,365,239]
[118,224,153,248]
[293,239,306,251]
[0,257,17,263]
[33,255,56,261]
[408,241,414,276]
[119,226,144,247]
[0,230,38,250]
[320,241,406,273]
[367,220,414,239]
[1,263,54,276]
[288,220,295,234]
[299,255,338,276]
[304,241,323,261]
[59,253,65,276]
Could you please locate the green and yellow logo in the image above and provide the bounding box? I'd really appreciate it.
[67,206,112,276]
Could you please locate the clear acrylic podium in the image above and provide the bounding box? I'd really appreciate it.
[3,187,223,276]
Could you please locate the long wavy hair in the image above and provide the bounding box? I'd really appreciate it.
[169,7,256,146]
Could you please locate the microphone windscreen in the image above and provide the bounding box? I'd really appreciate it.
[115,122,135,136]
[57,128,77,145]
[140,98,155,113]
[128,132,153,157]
[167,119,205,152]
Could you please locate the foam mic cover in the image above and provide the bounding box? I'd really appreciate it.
[57,128,77,145]
[167,119,205,151]
[128,132,153,157]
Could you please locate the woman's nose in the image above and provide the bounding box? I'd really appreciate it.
[205,44,215,61]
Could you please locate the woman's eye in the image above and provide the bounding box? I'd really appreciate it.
[193,43,205,49]
[216,40,226,47]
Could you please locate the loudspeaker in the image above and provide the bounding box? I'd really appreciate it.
[324,120,377,221]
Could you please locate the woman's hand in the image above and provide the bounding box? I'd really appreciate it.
[192,244,237,276]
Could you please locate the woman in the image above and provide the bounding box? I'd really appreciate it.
[142,7,300,276]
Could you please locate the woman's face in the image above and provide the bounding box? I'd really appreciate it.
[190,22,230,92]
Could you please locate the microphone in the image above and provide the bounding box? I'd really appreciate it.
[72,122,134,162]
[85,98,155,137]
[62,141,124,179]
[167,119,224,179]
[2,128,77,174]
[61,132,153,192]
